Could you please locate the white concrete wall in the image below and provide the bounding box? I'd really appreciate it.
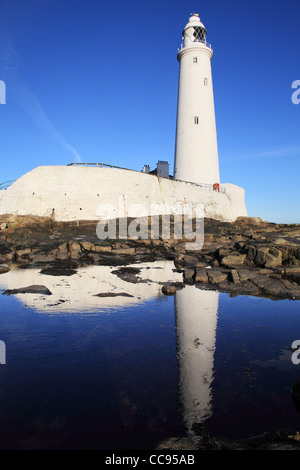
[0,166,247,222]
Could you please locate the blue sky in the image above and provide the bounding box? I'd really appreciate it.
[0,0,299,223]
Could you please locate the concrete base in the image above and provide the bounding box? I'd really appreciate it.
[0,166,247,222]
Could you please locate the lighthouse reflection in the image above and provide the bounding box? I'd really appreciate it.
[175,286,219,443]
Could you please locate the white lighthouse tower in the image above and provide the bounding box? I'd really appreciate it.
[174,14,220,186]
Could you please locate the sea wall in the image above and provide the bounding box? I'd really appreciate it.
[0,166,247,222]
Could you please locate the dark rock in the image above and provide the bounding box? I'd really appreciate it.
[236,216,262,225]
[237,269,253,281]
[216,247,233,258]
[94,292,134,297]
[238,432,273,449]
[0,264,10,274]
[77,254,95,266]
[210,436,253,450]
[182,255,203,267]
[161,282,185,295]
[183,268,195,284]
[3,285,52,296]
[174,254,205,269]
[249,274,300,299]
[246,245,257,262]
[161,281,185,295]
[40,267,78,276]
[257,441,300,450]
[195,268,209,283]
[68,240,82,258]
[254,247,270,267]
[155,437,198,450]
[40,262,78,276]
[207,268,228,284]
[228,269,240,283]
[286,272,300,285]
[15,247,31,259]
[111,267,141,283]
[31,253,52,264]
[97,254,138,266]
[220,253,247,268]
[162,284,177,295]
[264,247,282,267]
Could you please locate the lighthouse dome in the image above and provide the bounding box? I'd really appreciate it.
[184,14,206,31]
[182,14,207,47]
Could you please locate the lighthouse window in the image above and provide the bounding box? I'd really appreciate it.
[193,26,205,42]
[204,78,208,86]
[194,116,199,125]
[193,57,197,63]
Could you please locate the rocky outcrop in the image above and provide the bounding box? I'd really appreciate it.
[3,285,52,296]
[161,282,185,295]
[170,217,300,299]
[155,428,300,451]
[0,215,299,300]
[94,292,134,298]
[0,264,10,274]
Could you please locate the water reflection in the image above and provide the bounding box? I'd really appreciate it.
[0,261,182,313]
[175,287,219,443]
[0,261,219,445]
[1,261,298,448]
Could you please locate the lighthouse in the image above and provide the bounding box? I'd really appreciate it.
[174,14,220,186]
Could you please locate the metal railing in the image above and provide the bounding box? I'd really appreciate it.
[0,180,15,190]
[67,163,226,193]
[199,183,226,193]
[176,178,226,193]
[178,39,212,51]
[67,162,131,171]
